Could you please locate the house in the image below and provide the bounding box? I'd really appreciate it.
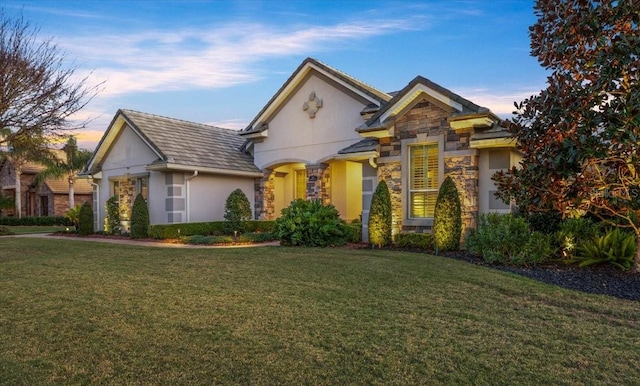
[0,157,93,217]
[241,58,519,240]
[83,58,519,239]
[81,109,261,231]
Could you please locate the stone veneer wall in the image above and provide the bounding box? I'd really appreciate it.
[378,100,479,235]
[306,164,331,205]
[255,169,275,220]
[118,178,137,230]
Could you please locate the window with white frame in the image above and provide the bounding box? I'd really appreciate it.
[409,143,439,218]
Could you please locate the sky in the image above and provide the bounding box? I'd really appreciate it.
[3,0,549,150]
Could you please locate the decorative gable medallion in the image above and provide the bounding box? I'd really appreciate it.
[303,91,323,118]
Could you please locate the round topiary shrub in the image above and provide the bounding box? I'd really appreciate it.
[78,201,94,236]
[130,193,150,239]
[433,176,462,251]
[368,179,392,248]
[224,188,252,233]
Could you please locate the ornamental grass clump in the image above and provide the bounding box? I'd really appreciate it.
[368,180,392,248]
[433,176,461,251]
[130,193,149,239]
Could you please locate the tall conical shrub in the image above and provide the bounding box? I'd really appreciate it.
[78,201,93,236]
[104,196,121,235]
[130,193,149,239]
[224,188,252,233]
[368,180,392,248]
[433,176,462,251]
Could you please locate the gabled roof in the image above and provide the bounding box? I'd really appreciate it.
[84,109,261,177]
[358,76,486,132]
[241,57,392,135]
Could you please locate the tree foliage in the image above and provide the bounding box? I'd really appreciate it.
[493,0,640,271]
[130,193,149,239]
[223,188,252,233]
[0,10,100,147]
[36,136,93,209]
[77,201,93,236]
[368,180,392,248]
[275,199,347,247]
[104,196,120,235]
[433,176,462,251]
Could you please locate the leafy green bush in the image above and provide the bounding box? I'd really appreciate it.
[574,228,636,270]
[0,216,72,226]
[182,235,234,245]
[341,223,362,243]
[0,225,14,236]
[130,193,149,239]
[555,217,603,259]
[368,180,392,248]
[148,221,276,239]
[465,213,554,265]
[236,232,277,243]
[78,201,93,236]
[64,204,82,231]
[433,176,461,251]
[224,188,252,233]
[104,196,121,235]
[524,211,563,234]
[276,199,347,247]
[395,233,433,250]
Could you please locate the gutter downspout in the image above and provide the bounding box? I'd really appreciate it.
[87,178,100,231]
[185,171,199,222]
[368,156,378,169]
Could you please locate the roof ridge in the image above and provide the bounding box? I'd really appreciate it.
[309,58,391,101]
[120,109,240,135]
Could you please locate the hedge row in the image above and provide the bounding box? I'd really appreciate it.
[148,220,277,239]
[395,232,434,250]
[0,216,73,226]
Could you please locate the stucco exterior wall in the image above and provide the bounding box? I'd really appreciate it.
[478,148,521,215]
[187,174,255,222]
[253,73,368,168]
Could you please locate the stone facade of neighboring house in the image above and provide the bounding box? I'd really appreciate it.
[0,158,93,217]
[82,58,518,240]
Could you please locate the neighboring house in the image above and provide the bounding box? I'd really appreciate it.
[81,109,261,232]
[0,157,93,217]
[83,58,519,239]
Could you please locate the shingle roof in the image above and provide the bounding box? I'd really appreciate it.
[337,138,379,155]
[45,178,93,195]
[119,109,260,174]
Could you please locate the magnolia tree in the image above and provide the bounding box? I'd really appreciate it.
[493,0,640,271]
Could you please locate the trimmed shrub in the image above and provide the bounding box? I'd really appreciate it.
[368,180,392,248]
[148,221,276,240]
[524,211,563,234]
[465,213,554,265]
[104,196,121,235]
[236,232,277,243]
[433,176,462,251]
[130,193,149,239]
[78,201,93,236]
[555,217,603,259]
[224,189,252,233]
[0,216,72,226]
[395,233,433,250]
[341,223,362,243]
[0,225,14,236]
[276,199,347,247]
[574,228,636,270]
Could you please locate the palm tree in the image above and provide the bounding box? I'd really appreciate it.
[36,136,92,209]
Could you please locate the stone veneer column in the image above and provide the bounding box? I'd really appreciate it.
[444,151,479,238]
[254,169,275,220]
[376,161,403,237]
[305,164,330,204]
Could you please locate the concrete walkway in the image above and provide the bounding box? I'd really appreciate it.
[10,233,280,249]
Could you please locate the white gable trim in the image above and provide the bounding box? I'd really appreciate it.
[85,112,164,172]
[250,62,384,131]
[380,84,464,123]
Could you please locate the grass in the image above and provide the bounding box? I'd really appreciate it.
[1,238,638,385]
[5,225,69,234]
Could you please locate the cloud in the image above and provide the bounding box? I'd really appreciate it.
[61,18,419,96]
[454,87,543,118]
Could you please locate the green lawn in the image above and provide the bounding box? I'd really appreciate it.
[5,225,69,234]
[1,238,638,384]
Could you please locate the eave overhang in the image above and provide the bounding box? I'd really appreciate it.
[448,112,500,132]
[145,162,263,178]
[469,137,517,149]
